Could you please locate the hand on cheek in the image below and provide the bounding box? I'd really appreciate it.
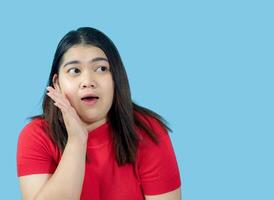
[46,86,70,110]
[46,85,88,142]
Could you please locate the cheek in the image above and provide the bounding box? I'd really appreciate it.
[59,75,75,90]
[59,79,78,103]
[108,80,115,98]
[103,79,114,103]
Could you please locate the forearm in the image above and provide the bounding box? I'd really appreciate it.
[34,138,87,200]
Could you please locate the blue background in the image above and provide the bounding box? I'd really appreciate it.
[0,0,273,199]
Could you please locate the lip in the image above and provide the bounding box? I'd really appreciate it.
[81,98,98,106]
[81,93,99,99]
[80,93,99,106]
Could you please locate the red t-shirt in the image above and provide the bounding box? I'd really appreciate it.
[17,115,181,199]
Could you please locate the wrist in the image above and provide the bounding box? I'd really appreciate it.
[67,134,88,147]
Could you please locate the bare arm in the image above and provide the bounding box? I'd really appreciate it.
[19,85,89,200]
[19,138,87,200]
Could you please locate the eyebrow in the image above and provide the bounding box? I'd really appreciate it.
[63,57,109,68]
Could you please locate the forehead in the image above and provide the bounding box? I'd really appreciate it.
[61,45,107,63]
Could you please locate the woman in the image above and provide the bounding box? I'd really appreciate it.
[17,27,181,200]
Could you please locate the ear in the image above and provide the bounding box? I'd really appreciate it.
[52,74,60,90]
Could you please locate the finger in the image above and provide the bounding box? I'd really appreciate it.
[53,84,68,103]
[47,86,71,107]
[54,88,71,106]
[46,90,69,111]
[47,92,69,110]
[47,92,76,117]
[46,86,77,116]
[53,102,65,110]
[54,83,62,94]
[47,86,60,96]
[51,94,71,112]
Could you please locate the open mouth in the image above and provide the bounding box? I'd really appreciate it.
[81,96,99,105]
[81,96,99,101]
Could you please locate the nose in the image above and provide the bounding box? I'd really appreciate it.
[80,72,97,89]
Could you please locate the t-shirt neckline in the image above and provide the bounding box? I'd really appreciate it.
[87,121,111,148]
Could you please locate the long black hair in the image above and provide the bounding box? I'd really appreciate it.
[32,27,172,165]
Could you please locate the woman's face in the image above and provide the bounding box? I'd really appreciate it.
[53,45,114,128]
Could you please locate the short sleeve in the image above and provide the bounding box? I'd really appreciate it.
[16,119,59,177]
[136,117,181,195]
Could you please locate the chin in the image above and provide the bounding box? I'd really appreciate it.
[81,113,107,124]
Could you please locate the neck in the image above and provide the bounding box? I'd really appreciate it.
[85,118,107,132]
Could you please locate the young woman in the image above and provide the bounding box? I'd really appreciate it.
[17,27,181,200]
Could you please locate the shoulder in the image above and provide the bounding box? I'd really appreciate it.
[17,118,61,176]
[134,112,170,153]
[134,111,168,139]
[134,111,173,159]
[17,117,59,158]
[18,117,51,144]
[133,112,181,195]
[20,117,48,135]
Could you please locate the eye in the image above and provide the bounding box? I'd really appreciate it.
[67,67,81,75]
[95,66,109,73]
